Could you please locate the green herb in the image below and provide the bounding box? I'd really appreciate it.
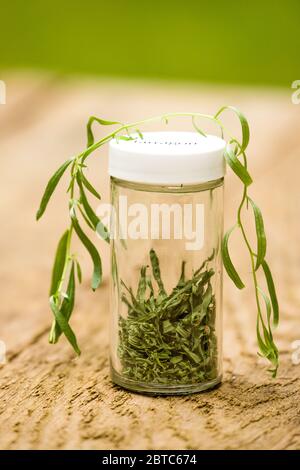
[36,108,279,377]
[118,250,217,384]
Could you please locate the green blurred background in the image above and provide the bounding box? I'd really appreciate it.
[0,0,299,86]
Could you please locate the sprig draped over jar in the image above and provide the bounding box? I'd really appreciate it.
[36,107,279,377]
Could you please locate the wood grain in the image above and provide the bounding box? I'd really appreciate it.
[0,73,299,449]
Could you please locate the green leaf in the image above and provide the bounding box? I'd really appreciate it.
[87,116,121,147]
[96,221,110,243]
[71,210,102,290]
[256,317,270,357]
[136,129,144,139]
[257,287,279,375]
[76,260,82,284]
[78,204,95,230]
[118,135,134,141]
[215,105,250,152]
[76,174,99,228]
[257,287,272,332]
[262,260,279,327]
[49,295,80,355]
[49,261,76,343]
[36,159,73,220]
[80,171,101,200]
[112,247,119,288]
[66,175,76,194]
[192,116,207,137]
[221,225,245,289]
[248,197,267,270]
[49,230,69,296]
[224,145,253,187]
[76,173,110,243]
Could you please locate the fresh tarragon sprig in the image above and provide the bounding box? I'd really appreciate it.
[36,107,279,377]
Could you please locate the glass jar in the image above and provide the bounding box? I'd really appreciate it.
[108,132,225,395]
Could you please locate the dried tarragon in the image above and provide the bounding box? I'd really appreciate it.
[118,249,218,384]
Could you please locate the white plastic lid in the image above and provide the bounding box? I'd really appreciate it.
[108,132,226,185]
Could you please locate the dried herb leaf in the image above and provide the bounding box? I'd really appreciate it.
[150,248,167,297]
[118,250,218,384]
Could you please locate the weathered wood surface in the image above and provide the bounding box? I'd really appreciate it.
[0,73,300,450]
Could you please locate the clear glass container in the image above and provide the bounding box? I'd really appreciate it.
[109,176,224,395]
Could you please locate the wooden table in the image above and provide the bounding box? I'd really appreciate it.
[0,73,299,450]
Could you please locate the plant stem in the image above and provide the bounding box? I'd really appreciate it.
[49,169,75,343]
[80,112,228,162]
[237,186,264,335]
